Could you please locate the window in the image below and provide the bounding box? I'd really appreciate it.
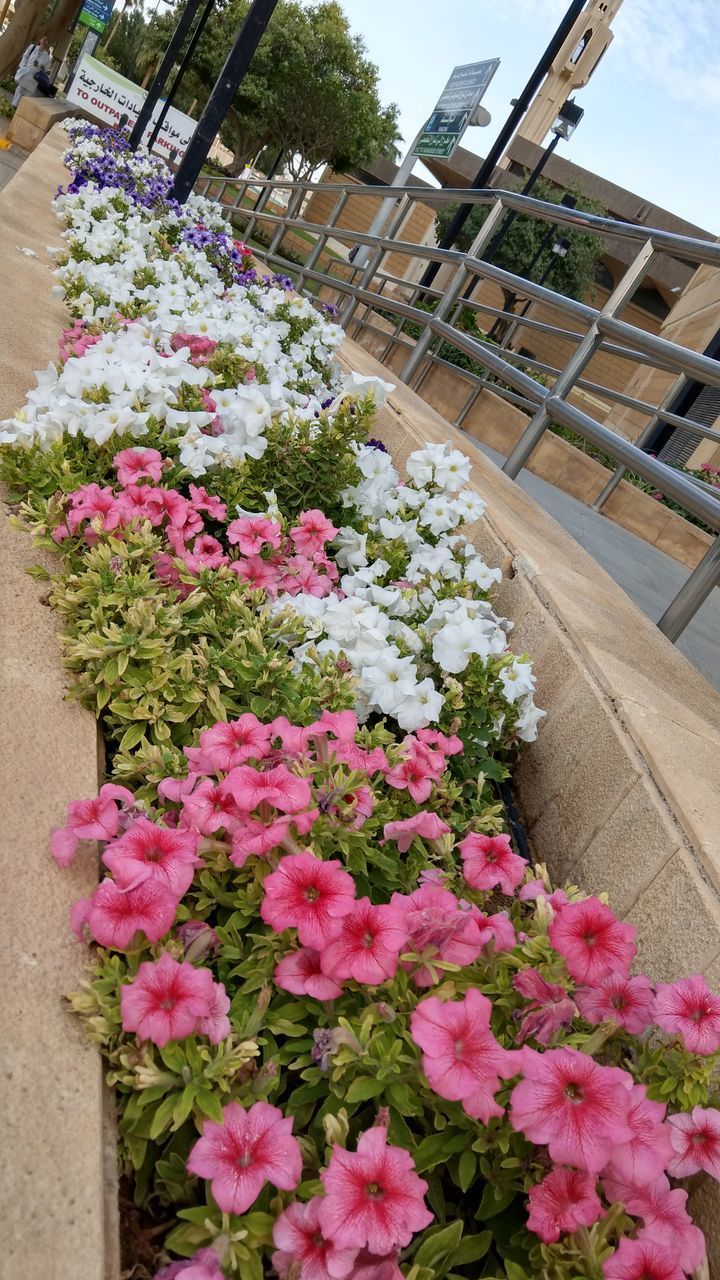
[633,286,671,320]
[571,29,593,64]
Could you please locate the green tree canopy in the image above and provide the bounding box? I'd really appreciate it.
[434,175,606,310]
[141,0,400,177]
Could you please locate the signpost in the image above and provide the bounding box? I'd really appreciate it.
[77,0,115,34]
[412,59,500,160]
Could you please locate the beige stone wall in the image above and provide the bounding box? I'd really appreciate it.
[0,128,119,1280]
[612,258,720,454]
[303,167,436,282]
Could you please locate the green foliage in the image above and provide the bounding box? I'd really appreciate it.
[434,177,606,306]
[43,526,354,788]
[139,0,400,177]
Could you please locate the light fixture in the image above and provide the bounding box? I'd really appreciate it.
[551,237,571,258]
[551,98,584,141]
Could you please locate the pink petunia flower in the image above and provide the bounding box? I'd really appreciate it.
[87,877,178,949]
[667,1106,720,1179]
[475,909,517,953]
[185,714,273,773]
[548,897,637,985]
[654,974,720,1055]
[274,948,344,1001]
[459,833,526,895]
[510,1046,633,1172]
[50,782,135,867]
[623,1176,705,1273]
[346,1252,403,1280]
[576,973,655,1035]
[226,515,283,555]
[382,812,451,853]
[415,728,463,756]
[602,1238,685,1280]
[155,1246,224,1280]
[230,554,281,594]
[320,899,407,986]
[197,981,232,1044]
[513,968,576,1046]
[272,1196,357,1280]
[221,763,313,815]
[526,1166,603,1243]
[102,817,201,898]
[391,884,485,986]
[181,779,242,836]
[114,447,164,486]
[120,952,215,1047]
[186,1100,302,1214]
[289,510,339,556]
[411,989,518,1122]
[188,484,226,521]
[383,742,442,804]
[260,852,356,948]
[603,1085,674,1186]
[229,815,295,865]
[319,1125,433,1252]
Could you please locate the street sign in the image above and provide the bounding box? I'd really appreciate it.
[412,58,500,160]
[78,0,115,34]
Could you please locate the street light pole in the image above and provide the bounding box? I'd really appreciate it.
[170,0,279,203]
[418,0,589,290]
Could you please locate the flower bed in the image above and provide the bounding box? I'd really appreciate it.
[2,121,720,1280]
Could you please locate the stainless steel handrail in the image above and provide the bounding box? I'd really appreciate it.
[217,170,720,643]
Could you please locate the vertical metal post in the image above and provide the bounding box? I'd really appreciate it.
[656,536,720,641]
[242,182,272,243]
[295,190,348,292]
[339,195,411,329]
[146,0,215,151]
[502,239,657,480]
[592,373,688,511]
[171,0,280,203]
[266,186,304,259]
[129,0,204,150]
[399,198,508,385]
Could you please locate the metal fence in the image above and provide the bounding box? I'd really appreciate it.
[197,171,720,645]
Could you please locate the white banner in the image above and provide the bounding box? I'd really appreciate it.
[67,55,197,161]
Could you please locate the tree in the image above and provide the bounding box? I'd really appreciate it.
[140,0,400,177]
[434,175,605,339]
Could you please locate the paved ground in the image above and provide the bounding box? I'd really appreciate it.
[0,118,25,192]
[471,439,720,692]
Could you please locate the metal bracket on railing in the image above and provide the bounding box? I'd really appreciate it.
[502,240,658,480]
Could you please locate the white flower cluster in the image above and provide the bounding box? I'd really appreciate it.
[273,442,544,740]
[0,151,363,473]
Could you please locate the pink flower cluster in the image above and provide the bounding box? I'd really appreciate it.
[58,319,102,362]
[52,458,341,599]
[184,1105,431,1278]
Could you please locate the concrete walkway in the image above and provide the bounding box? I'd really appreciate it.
[472,439,720,693]
[0,118,25,192]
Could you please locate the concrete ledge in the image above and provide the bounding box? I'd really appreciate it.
[7,97,86,153]
[0,126,119,1280]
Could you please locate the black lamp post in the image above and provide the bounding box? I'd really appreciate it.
[171,0,279,203]
[483,98,584,263]
[129,0,207,150]
[146,0,216,152]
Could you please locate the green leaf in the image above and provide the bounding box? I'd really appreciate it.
[345,1076,387,1103]
[195,1088,224,1124]
[119,721,148,751]
[149,1093,181,1140]
[452,1232,492,1264]
[457,1148,477,1192]
[414,1221,464,1269]
[475,1182,517,1221]
[414,1130,469,1172]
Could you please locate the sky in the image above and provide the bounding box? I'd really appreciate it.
[335,0,720,235]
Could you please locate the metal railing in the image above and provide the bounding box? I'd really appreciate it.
[197,170,720,645]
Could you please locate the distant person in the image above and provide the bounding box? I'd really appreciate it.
[12,35,54,107]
